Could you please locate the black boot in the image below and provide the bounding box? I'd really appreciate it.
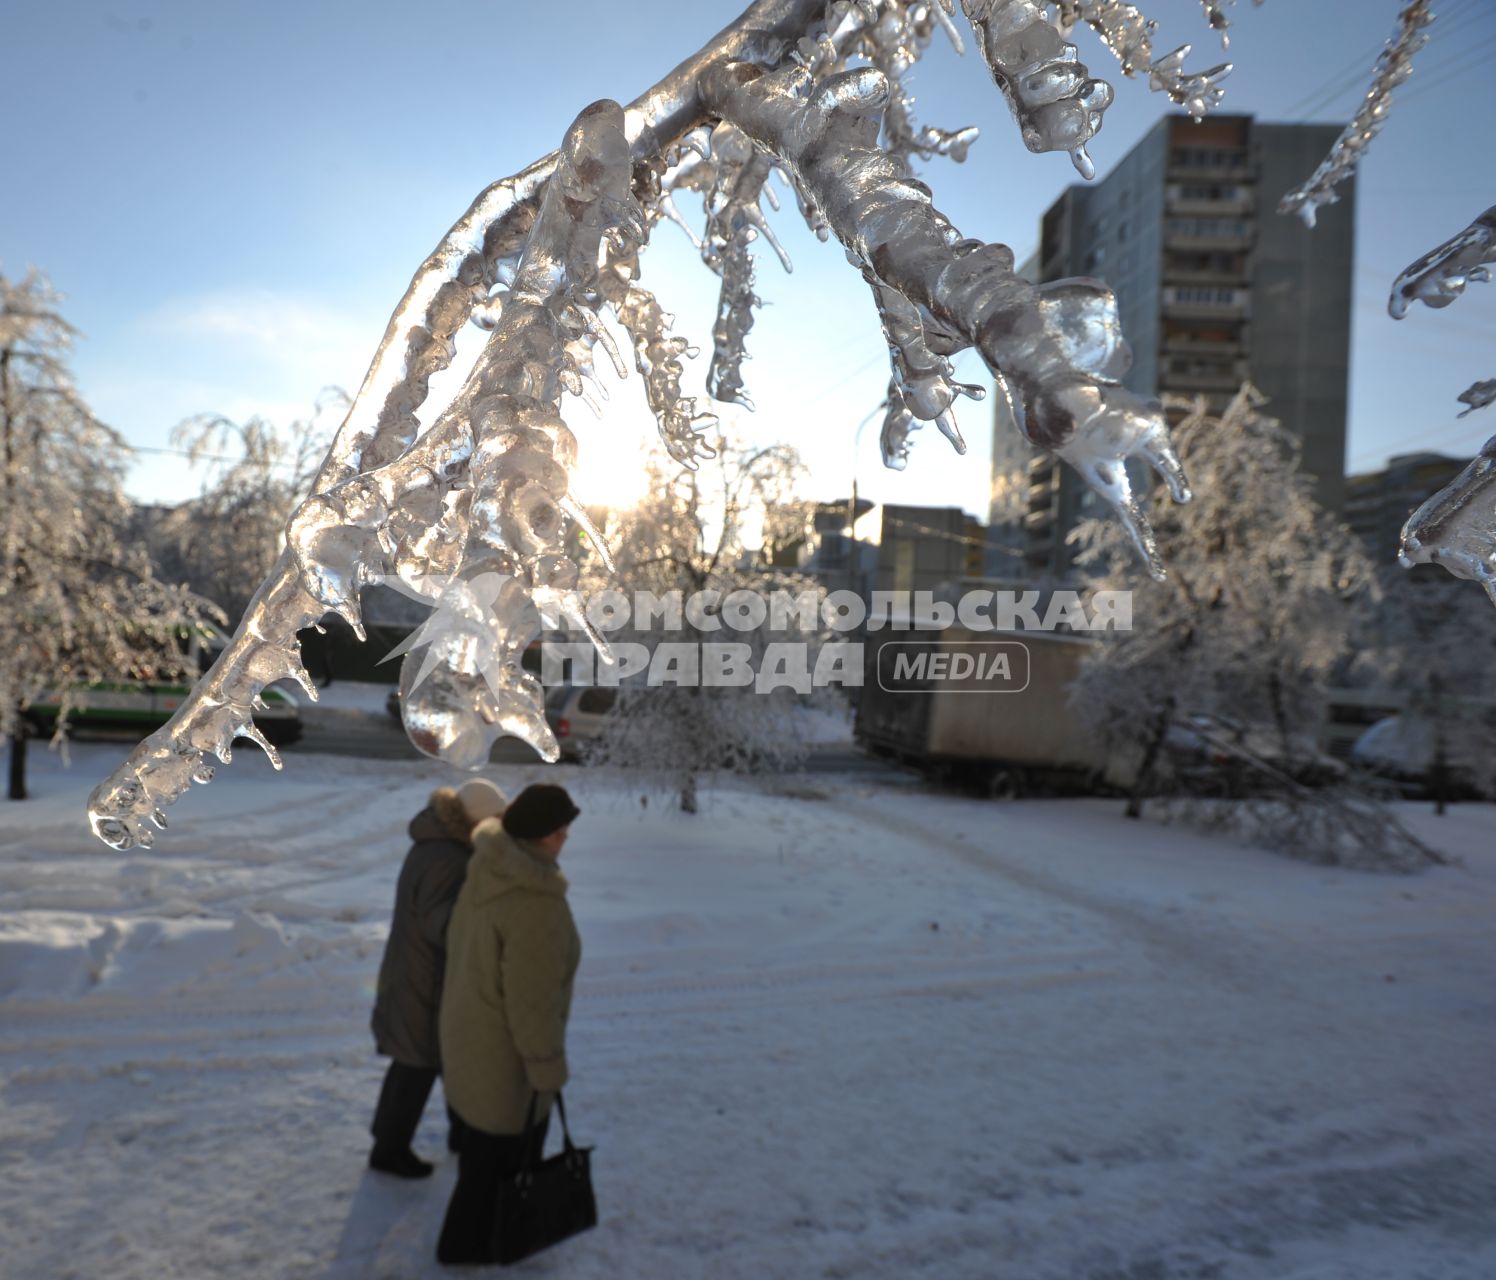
[369,1145,434,1179]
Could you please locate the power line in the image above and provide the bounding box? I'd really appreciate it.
[1348,409,1496,472]
[1280,1,1486,120]
[1392,35,1496,106]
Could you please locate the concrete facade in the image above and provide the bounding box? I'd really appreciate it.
[991,115,1355,579]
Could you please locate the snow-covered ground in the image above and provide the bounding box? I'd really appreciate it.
[2,741,1494,1279]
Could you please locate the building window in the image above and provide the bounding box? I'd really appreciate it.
[1173,285,1240,304]
[1171,148,1247,169]
[1166,218,1249,239]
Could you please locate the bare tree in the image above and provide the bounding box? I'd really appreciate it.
[158,390,344,622]
[0,271,215,799]
[583,436,828,812]
[1363,569,1496,813]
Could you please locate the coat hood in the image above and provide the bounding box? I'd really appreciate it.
[409,787,475,845]
[462,818,568,906]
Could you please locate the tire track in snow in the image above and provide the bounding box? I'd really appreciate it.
[824,795,1288,997]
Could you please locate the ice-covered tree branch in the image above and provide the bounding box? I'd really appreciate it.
[699,56,1189,573]
[99,0,1480,850]
[1278,0,1434,228]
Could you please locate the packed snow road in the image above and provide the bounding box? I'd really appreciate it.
[1,743,1493,1279]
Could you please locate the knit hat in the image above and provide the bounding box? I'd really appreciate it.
[501,784,581,840]
[457,778,508,825]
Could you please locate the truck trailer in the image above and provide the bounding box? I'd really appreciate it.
[855,627,1136,795]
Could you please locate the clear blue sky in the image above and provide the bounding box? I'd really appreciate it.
[5,0,1495,519]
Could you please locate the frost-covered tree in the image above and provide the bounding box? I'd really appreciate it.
[582,436,829,812]
[0,271,214,800]
[1069,386,1377,818]
[155,391,342,621]
[1363,569,1496,813]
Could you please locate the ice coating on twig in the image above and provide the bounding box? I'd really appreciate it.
[1457,380,1496,420]
[1388,206,1496,319]
[870,278,982,461]
[837,0,980,163]
[879,383,920,470]
[1400,435,1496,606]
[699,58,1189,576]
[1196,0,1264,50]
[959,0,1115,179]
[700,127,788,410]
[1279,0,1433,229]
[86,560,323,849]
[1056,1,1232,120]
[1386,207,1496,438]
[321,165,553,487]
[92,0,1232,846]
[602,234,720,466]
[397,99,640,768]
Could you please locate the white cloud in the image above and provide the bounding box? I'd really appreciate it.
[144,288,375,388]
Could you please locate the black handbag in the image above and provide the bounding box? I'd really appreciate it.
[491,1092,597,1265]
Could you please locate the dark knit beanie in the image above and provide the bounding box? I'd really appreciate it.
[501,784,581,840]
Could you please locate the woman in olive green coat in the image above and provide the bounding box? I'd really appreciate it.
[436,784,582,1266]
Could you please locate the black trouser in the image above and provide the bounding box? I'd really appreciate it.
[370,1060,462,1153]
[436,1115,550,1265]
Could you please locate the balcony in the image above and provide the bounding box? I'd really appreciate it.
[1161,334,1245,356]
[1161,286,1250,319]
[1163,260,1250,287]
[1164,217,1253,250]
[1161,357,1250,391]
[1027,481,1056,506]
[1024,508,1055,530]
[1027,453,1056,477]
[1166,152,1251,182]
[1165,188,1254,218]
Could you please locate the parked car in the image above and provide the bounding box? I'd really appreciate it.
[1165,713,1346,792]
[1351,714,1489,800]
[543,684,618,761]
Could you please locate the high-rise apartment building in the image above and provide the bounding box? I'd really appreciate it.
[990,115,1355,579]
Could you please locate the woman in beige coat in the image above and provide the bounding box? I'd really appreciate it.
[436,783,582,1266]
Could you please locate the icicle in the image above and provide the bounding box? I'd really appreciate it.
[1388,207,1496,319]
[868,277,982,452]
[559,494,616,572]
[397,99,641,769]
[880,384,918,470]
[1457,380,1496,420]
[1400,435,1496,606]
[959,0,1116,178]
[700,57,1189,576]
[700,135,785,410]
[843,0,981,164]
[1056,2,1232,120]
